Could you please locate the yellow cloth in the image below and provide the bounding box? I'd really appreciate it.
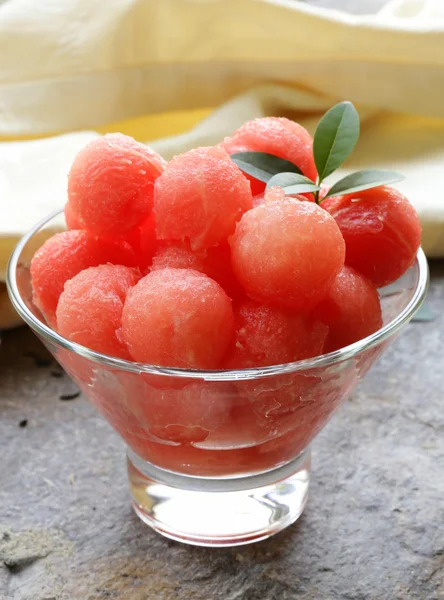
[2,0,444,328]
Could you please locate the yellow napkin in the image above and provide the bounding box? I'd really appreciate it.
[2,0,444,328]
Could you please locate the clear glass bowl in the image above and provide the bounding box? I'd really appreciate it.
[7,210,429,547]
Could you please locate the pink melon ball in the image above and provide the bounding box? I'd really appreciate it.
[135,212,159,270]
[230,199,345,311]
[151,240,206,272]
[120,212,159,272]
[223,117,317,195]
[151,241,244,301]
[121,268,234,368]
[30,230,138,328]
[224,300,328,369]
[315,266,383,353]
[203,244,245,301]
[64,202,82,230]
[252,186,313,208]
[322,186,421,287]
[66,201,159,273]
[56,348,95,388]
[56,264,140,358]
[154,146,253,250]
[253,186,286,207]
[68,133,166,236]
[129,381,233,445]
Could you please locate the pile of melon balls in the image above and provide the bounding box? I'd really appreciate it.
[30,118,421,370]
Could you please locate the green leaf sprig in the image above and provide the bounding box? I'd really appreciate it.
[266,172,320,195]
[229,101,405,203]
[230,152,303,181]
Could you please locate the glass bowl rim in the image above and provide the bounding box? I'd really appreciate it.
[7,209,429,381]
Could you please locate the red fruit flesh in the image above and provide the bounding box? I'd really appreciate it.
[30,230,138,328]
[230,198,345,310]
[121,268,234,369]
[224,299,328,369]
[125,212,159,272]
[322,186,421,287]
[128,379,233,445]
[253,186,313,207]
[315,266,383,353]
[154,146,252,250]
[56,264,140,358]
[151,241,244,301]
[151,240,206,272]
[68,133,166,236]
[203,244,245,301]
[64,202,82,230]
[223,117,317,194]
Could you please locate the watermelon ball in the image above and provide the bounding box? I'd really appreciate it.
[315,266,383,353]
[151,240,206,272]
[223,117,317,195]
[322,186,422,287]
[64,202,82,230]
[56,348,96,387]
[136,212,158,270]
[224,299,328,369]
[56,265,140,358]
[130,381,233,445]
[253,186,313,208]
[66,201,158,273]
[203,244,245,301]
[120,212,159,273]
[240,373,322,439]
[30,230,138,328]
[154,146,253,250]
[68,133,166,236]
[230,199,345,311]
[151,241,244,301]
[121,268,234,368]
[253,186,285,207]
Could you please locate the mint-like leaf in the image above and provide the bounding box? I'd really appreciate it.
[313,101,360,183]
[231,152,303,183]
[266,172,320,195]
[324,170,405,199]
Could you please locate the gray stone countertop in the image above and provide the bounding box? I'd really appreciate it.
[1,260,443,600]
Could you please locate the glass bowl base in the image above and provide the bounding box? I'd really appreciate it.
[127,447,311,547]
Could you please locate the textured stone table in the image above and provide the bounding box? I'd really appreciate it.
[1,261,443,600]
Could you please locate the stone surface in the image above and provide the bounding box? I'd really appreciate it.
[0,260,443,600]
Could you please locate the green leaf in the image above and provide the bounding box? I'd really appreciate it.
[313,101,360,182]
[266,172,320,194]
[323,170,405,199]
[230,152,303,183]
[283,184,320,195]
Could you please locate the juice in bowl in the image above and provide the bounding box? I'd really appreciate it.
[7,103,429,547]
